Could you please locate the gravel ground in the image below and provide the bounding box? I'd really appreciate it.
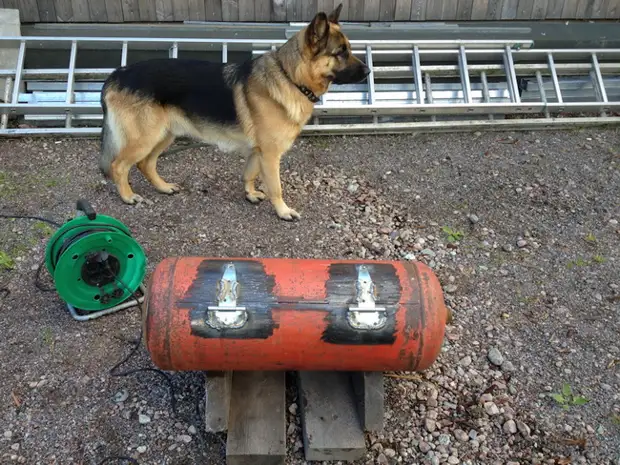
[0,129,619,465]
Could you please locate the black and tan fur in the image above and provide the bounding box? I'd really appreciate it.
[99,4,369,221]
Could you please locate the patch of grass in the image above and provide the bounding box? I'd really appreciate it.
[567,258,589,269]
[567,255,607,268]
[584,232,597,244]
[612,414,620,426]
[0,251,15,270]
[550,383,590,410]
[441,226,464,243]
[41,327,55,352]
[33,221,54,237]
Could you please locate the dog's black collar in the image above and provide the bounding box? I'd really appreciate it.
[276,58,321,103]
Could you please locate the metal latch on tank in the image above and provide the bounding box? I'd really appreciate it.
[206,263,248,330]
[347,265,387,330]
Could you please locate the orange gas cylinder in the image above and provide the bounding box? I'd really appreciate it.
[144,257,448,372]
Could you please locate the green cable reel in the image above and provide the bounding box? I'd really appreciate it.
[45,199,147,321]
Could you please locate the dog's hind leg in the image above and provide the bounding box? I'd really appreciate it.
[243,148,267,204]
[110,141,158,205]
[136,133,179,194]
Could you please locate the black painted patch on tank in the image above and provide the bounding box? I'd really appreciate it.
[322,263,401,345]
[179,260,277,339]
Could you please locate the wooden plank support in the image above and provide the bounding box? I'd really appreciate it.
[226,371,286,465]
[351,371,385,433]
[204,371,232,433]
[297,371,366,462]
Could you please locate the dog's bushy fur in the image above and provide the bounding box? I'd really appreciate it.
[99,4,369,220]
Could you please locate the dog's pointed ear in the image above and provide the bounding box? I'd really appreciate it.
[305,12,330,48]
[328,3,343,24]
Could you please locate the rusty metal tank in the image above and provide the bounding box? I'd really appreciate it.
[144,257,449,372]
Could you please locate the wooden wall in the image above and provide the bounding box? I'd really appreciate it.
[1,0,619,23]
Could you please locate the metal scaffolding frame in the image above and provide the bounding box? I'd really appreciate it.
[0,35,619,136]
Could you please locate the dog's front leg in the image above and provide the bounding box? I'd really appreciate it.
[258,149,300,221]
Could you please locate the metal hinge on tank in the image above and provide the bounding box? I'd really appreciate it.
[206,263,248,330]
[347,265,387,330]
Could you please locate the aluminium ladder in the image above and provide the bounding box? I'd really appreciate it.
[0,35,619,136]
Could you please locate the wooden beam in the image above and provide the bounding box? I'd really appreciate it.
[226,371,286,465]
[471,0,490,20]
[155,0,174,21]
[37,0,56,21]
[222,0,239,21]
[238,0,255,20]
[105,0,124,21]
[351,372,385,433]
[121,0,140,21]
[410,0,426,20]
[379,0,395,20]
[457,0,474,19]
[254,0,270,21]
[172,0,189,20]
[54,0,74,21]
[204,371,232,433]
[485,0,503,19]
[297,371,366,462]
[188,0,205,20]
[90,0,109,21]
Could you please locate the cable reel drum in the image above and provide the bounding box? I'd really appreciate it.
[45,200,147,321]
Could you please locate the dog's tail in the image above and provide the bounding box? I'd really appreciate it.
[99,83,120,178]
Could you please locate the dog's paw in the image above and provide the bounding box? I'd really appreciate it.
[122,193,145,205]
[157,183,181,195]
[245,190,267,204]
[277,206,301,221]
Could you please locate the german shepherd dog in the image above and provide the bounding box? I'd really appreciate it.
[99,3,369,221]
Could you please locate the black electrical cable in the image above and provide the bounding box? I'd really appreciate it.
[0,213,63,228]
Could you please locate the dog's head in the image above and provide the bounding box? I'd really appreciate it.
[301,4,370,86]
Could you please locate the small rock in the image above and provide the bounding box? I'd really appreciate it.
[459,356,472,367]
[480,393,493,403]
[3,431,13,439]
[448,457,460,465]
[347,183,359,193]
[468,214,480,224]
[418,441,431,453]
[484,402,500,416]
[425,418,437,432]
[487,347,504,366]
[177,434,192,443]
[444,284,458,294]
[437,434,451,445]
[404,252,416,261]
[502,244,514,252]
[516,420,531,438]
[10,444,19,451]
[502,361,515,372]
[503,420,517,435]
[516,239,528,248]
[421,248,436,257]
[113,390,129,403]
[384,448,396,458]
[454,429,469,442]
[136,446,147,454]
[376,453,388,465]
[609,219,618,225]
[188,425,197,435]
[138,414,151,425]
[288,403,298,415]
